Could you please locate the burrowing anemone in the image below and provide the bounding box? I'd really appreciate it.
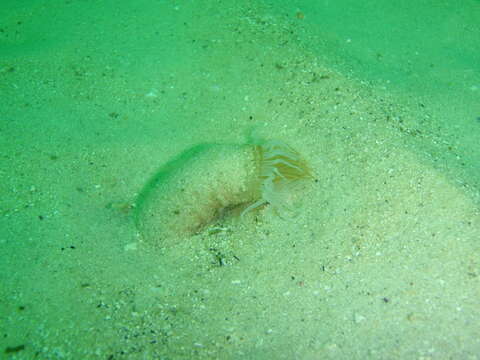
[134,138,312,246]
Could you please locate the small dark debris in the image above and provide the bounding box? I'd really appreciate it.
[109,112,119,119]
[209,248,226,267]
[18,305,25,311]
[80,283,91,288]
[382,297,390,303]
[97,302,108,308]
[5,344,25,354]
[215,253,225,267]
[38,215,44,220]
[173,209,180,215]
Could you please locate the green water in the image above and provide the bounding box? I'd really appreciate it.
[1,1,479,359]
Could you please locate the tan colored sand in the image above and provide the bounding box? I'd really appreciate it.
[1,0,479,359]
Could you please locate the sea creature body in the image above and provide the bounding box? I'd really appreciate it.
[134,139,312,246]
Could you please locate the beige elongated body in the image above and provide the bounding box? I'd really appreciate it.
[135,143,259,245]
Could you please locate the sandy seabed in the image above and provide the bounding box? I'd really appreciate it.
[1,0,479,359]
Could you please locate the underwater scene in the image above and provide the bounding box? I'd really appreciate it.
[1,0,479,358]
